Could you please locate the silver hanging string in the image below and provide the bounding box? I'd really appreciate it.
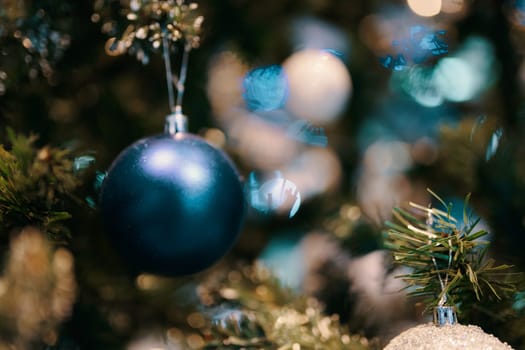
[175,42,192,113]
[162,33,191,134]
[162,33,176,114]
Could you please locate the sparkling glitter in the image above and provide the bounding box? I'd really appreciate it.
[384,323,513,350]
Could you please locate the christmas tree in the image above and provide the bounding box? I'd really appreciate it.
[2,0,525,349]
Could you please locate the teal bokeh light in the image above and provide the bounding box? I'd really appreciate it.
[242,65,289,112]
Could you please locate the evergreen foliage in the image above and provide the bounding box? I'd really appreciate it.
[0,128,82,241]
[384,191,522,315]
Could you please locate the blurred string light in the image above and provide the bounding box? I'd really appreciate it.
[258,234,305,290]
[85,171,107,209]
[241,64,329,147]
[202,128,226,149]
[346,250,414,332]
[363,141,413,175]
[229,115,300,169]
[207,50,331,173]
[434,36,497,102]
[322,204,364,240]
[434,58,480,102]
[513,291,525,313]
[357,95,456,152]
[485,127,504,161]
[381,26,448,71]
[207,51,248,124]
[359,4,468,65]
[286,120,328,147]
[245,171,301,219]
[441,0,465,14]
[127,327,206,349]
[399,66,443,107]
[407,0,442,17]
[242,65,289,112]
[73,155,96,173]
[283,147,342,199]
[210,309,265,340]
[243,149,342,219]
[126,332,170,350]
[393,36,497,107]
[0,0,72,92]
[93,0,203,64]
[407,0,466,17]
[289,16,350,61]
[467,115,504,162]
[470,115,487,142]
[0,228,76,348]
[357,140,429,223]
[510,0,525,26]
[283,49,352,125]
[207,49,342,200]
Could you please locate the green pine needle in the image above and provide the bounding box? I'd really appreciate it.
[384,189,522,314]
[0,128,83,241]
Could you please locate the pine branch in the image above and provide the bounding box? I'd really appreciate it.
[196,263,374,349]
[384,190,522,314]
[0,128,84,242]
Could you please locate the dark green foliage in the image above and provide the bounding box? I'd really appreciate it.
[0,128,82,241]
[197,264,374,349]
[384,191,522,315]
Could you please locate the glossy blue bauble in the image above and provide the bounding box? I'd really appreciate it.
[100,133,245,276]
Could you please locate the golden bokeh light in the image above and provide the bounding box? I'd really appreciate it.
[407,0,441,17]
[441,0,464,14]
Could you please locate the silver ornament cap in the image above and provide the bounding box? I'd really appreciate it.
[433,305,458,326]
[165,109,188,135]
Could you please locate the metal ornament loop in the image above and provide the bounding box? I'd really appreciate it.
[165,111,188,135]
[433,306,458,326]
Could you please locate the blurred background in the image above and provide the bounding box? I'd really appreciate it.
[2,0,525,349]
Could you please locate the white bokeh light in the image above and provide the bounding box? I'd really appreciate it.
[407,0,441,17]
[284,49,352,124]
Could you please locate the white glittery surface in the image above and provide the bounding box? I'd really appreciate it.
[384,323,514,350]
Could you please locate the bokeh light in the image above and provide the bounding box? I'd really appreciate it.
[245,171,301,218]
[286,120,328,147]
[283,147,342,200]
[407,0,441,17]
[392,36,496,107]
[258,234,304,289]
[434,36,496,103]
[381,26,448,71]
[359,14,397,55]
[440,0,465,14]
[283,49,352,124]
[290,16,350,60]
[126,332,167,350]
[207,51,248,124]
[363,141,413,174]
[511,0,525,28]
[434,57,477,102]
[229,115,299,169]
[356,140,429,223]
[485,127,503,161]
[0,228,76,347]
[202,128,226,149]
[242,65,288,112]
[397,66,444,107]
[347,251,413,332]
[73,155,96,172]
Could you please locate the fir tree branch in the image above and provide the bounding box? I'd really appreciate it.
[0,128,84,242]
[384,190,522,314]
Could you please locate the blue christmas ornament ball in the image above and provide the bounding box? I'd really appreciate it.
[100,133,245,276]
